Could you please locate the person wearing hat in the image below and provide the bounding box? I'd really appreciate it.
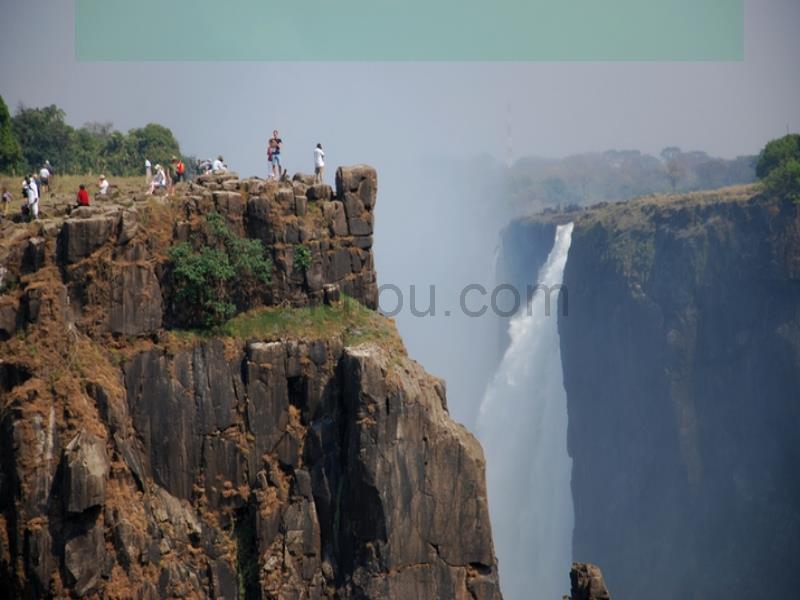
[98,174,109,196]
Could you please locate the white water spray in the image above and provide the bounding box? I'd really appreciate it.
[477,223,575,600]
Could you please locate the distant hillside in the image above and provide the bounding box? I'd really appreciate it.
[506,148,756,213]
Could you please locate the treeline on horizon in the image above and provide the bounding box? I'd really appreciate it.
[506,147,758,211]
[0,95,185,177]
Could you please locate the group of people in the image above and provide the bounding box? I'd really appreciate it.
[145,156,186,195]
[266,130,326,184]
[1,160,52,220]
[2,133,330,221]
[0,161,112,221]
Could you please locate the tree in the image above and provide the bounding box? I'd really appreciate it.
[128,123,181,173]
[756,134,800,179]
[757,135,800,202]
[0,95,23,173]
[12,104,76,174]
[763,158,800,202]
[660,146,682,163]
[666,160,684,192]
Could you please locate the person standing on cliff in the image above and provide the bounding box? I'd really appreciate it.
[267,138,276,180]
[270,129,282,180]
[39,163,51,194]
[314,143,325,183]
[1,187,11,217]
[23,175,39,220]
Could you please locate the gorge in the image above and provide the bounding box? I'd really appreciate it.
[497,183,800,599]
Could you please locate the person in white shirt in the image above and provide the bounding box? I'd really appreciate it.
[24,175,39,220]
[314,143,325,184]
[98,175,109,196]
[212,155,227,173]
[145,158,152,183]
[39,166,51,193]
[147,165,167,195]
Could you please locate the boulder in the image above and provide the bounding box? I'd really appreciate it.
[322,201,348,237]
[335,165,377,206]
[117,209,139,245]
[64,523,106,595]
[63,431,109,514]
[569,563,612,600]
[307,184,332,202]
[0,299,19,340]
[348,216,373,236]
[60,215,117,263]
[292,173,316,186]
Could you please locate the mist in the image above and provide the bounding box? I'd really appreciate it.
[3,0,800,597]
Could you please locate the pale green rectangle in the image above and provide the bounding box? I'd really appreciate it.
[75,0,744,61]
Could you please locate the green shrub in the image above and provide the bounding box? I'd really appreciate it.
[763,158,800,203]
[293,244,312,271]
[757,135,800,202]
[756,134,800,179]
[169,213,272,329]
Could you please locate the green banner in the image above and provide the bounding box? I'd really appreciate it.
[75,0,744,61]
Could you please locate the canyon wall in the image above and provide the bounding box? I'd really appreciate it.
[503,186,800,599]
[0,168,502,599]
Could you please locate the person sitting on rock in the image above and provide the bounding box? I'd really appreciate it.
[76,184,90,207]
[147,165,167,195]
[212,155,227,173]
[196,158,212,176]
[98,174,109,196]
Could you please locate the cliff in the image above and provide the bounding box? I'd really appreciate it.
[0,168,502,599]
[503,185,800,599]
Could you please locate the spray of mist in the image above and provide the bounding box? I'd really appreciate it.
[477,223,575,600]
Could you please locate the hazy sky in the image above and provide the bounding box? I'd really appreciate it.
[2,0,799,427]
[2,0,799,175]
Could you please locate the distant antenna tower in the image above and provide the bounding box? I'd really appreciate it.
[505,99,514,169]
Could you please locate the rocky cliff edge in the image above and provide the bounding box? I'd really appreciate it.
[0,167,502,599]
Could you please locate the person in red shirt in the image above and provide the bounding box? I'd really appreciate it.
[76,184,90,207]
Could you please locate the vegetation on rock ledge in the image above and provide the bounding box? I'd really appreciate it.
[169,212,272,329]
[757,134,800,202]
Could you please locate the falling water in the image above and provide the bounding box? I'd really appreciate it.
[477,223,575,600]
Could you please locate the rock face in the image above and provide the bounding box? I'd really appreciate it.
[568,563,611,600]
[502,186,800,599]
[0,166,502,598]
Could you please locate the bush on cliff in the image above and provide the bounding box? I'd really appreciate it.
[169,213,272,328]
[757,134,800,178]
[757,134,800,202]
[763,158,800,202]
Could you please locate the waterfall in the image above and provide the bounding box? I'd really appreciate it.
[477,223,575,600]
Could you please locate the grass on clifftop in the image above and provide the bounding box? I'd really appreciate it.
[172,297,404,354]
